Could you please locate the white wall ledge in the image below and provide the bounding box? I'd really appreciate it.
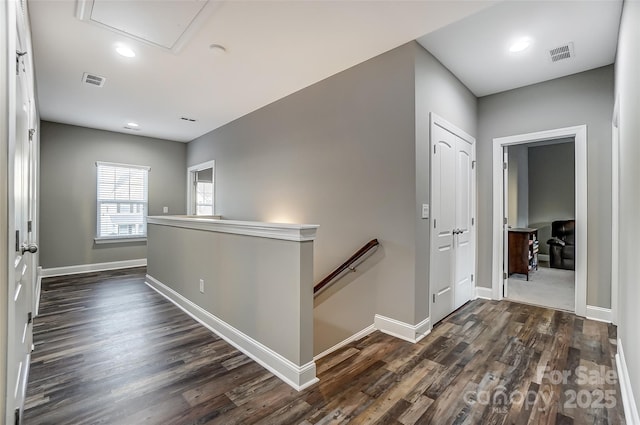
[147,215,319,242]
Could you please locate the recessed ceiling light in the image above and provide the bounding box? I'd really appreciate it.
[126,122,139,127]
[116,45,136,58]
[509,38,531,53]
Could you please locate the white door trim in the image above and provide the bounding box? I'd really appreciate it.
[429,112,477,327]
[0,1,10,421]
[611,98,619,325]
[186,160,215,215]
[492,126,587,317]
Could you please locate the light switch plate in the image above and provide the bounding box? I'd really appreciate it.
[422,204,429,219]
[163,206,169,213]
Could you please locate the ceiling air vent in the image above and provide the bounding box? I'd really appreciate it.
[82,72,106,87]
[549,43,575,63]
[180,117,196,122]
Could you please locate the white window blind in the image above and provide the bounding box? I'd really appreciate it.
[96,162,149,240]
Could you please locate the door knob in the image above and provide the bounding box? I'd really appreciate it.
[21,243,38,254]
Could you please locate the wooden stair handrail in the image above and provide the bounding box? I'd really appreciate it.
[313,239,379,295]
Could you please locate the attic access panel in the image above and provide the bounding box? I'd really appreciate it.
[76,0,217,53]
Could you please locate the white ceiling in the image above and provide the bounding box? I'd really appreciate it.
[28,0,496,142]
[28,0,624,143]
[418,0,623,97]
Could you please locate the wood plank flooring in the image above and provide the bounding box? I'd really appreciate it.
[24,268,626,424]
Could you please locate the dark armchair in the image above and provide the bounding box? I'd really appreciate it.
[547,220,575,270]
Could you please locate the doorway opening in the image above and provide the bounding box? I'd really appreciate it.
[186,161,215,216]
[492,126,587,317]
[504,138,575,311]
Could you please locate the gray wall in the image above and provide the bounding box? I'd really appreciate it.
[615,0,640,412]
[147,223,314,367]
[507,144,528,228]
[477,65,614,308]
[39,121,187,268]
[528,141,575,256]
[187,42,477,354]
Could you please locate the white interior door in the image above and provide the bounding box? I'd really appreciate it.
[430,124,456,325]
[430,116,476,325]
[502,148,509,299]
[453,137,473,309]
[8,9,35,422]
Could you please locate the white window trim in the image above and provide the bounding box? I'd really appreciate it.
[187,160,215,215]
[95,161,150,242]
[94,237,147,245]
[96,161,150,171]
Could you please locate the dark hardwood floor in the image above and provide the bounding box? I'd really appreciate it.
[24,268,626,424]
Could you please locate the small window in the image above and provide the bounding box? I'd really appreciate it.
[96,162,149,241]
[187,161,214,216]
[196,178,214,215]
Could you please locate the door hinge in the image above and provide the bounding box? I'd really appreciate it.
[433,219,436,228]
[28,312,32,324]
[433,294,436,303]
[15,230,20,252]
[29,129,35,141]
[503,162,507,170]
[503,272,507,280]
[471,217,474,226]
[472,160,476,169]
[16,51,26,75]
[504,217,508,225]
[28,221,32,232]
[433,145,436,154]
[471,274,474,282]
[15,408,20,425]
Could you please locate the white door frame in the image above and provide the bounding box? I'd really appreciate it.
[611,99,619,325]
[429,112,477,326]
[186,160,215,215]
[492,126,587,317]
[5,0,38,421]
[1,1,10,421]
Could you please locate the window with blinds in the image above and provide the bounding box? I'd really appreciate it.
[96,162,150,240]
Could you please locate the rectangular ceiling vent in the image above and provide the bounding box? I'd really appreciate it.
[549,42,575,63]
[180,117,196,122]
[82,72,106,87]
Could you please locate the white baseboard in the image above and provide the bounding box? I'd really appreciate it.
[474,286,493,300]
[40,258,147,277]
[145,274,318,391]
[316,314,433,361]
[617,339,640,425]
[374,314,431,343]
[586,305,613,323]
[538,254,550,262]
[35,266,43,316]
[314,324,375,361]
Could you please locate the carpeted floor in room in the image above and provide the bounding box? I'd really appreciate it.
[507,264,575,311]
